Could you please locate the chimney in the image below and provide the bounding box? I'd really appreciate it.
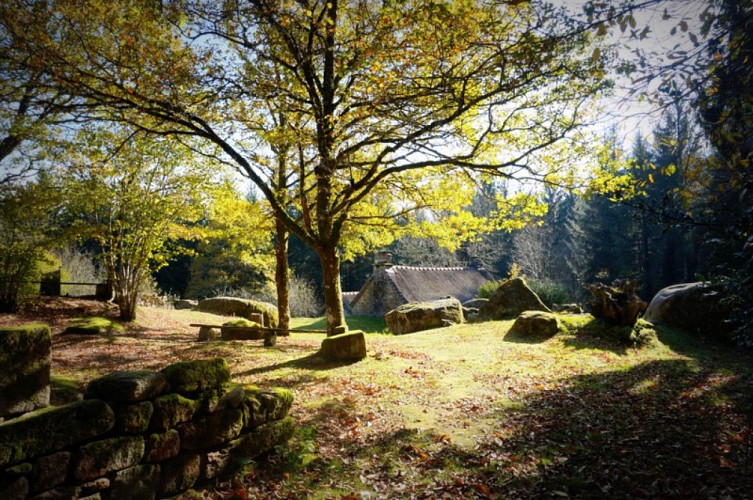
[373,251,393,273]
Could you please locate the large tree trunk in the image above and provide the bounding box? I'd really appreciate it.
[318,244,347,336]
[274,217,290,336]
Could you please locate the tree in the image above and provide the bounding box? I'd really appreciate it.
[186,183,274,299]
[0,177,63,312]
[62,128,214,321]
[7,0,614,333]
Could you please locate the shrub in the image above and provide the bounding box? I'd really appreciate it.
[528,278,574,308]
[476,279,505,299]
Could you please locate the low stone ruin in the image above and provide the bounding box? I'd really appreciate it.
[0,325,294,499]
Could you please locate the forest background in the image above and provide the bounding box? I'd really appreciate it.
[0,0,751,344]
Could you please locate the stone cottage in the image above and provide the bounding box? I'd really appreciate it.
[347,252,494,316]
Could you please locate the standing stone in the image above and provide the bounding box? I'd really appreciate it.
[318,331,367,362]
[477,278,550,321]
[0,324,51,418]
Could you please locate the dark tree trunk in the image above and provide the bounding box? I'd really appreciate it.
[274,217,290,341]
[318,244,347,336]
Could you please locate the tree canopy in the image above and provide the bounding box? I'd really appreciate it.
[2,0,626,331]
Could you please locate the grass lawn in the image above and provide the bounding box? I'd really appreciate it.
[8,298,752,498]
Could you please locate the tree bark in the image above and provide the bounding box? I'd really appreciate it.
[318,244,347,336]
[275,217,290,335]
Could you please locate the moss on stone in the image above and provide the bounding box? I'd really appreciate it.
[161,358,231,395]
[319,330,367,362]
[159,453,200,496]
[222,318,261,328]
[64,316,124,335]
[74,436,145,481]
[113,401,153,434]
[0,400,114,468]
[0,324,51,417]
[243,387,294,430]
[229,416,296,460]
[144,429,180,462]
[150,393,200,431]
[178,408,244,450]
[85,371,167,402]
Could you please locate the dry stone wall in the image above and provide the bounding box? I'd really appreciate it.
[0,329,294,500]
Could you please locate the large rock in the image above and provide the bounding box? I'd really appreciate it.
[477,278,550,321]
[507,311,561,339]
[173,299,198,310]
[196,297,279,328]
[586,280,647,326]
[319,331,367,362]
[385,297,464,335]
[644,282,731,336]
[0,400,114,468]
[0,324,51,418]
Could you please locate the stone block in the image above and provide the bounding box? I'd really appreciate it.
[319,331,367,362]
[74,436,145,481]
[112,401,153,434]
[84,371,167,403]
[0,400,114,468]
[149,394,200,431]
[0,324,51,418]
[108,464,160,500]
[230,416,296,460]
[158,453,200,496]
[242,387,294,430]
[160,358,230,395]
[30,452,71,494]
[0,466,29,500]
[144,430,180,463]
[178,409,243,450]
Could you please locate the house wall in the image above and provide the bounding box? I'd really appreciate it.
[349,269,405,316]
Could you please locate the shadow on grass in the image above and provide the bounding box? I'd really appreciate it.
[236,352,362,378]
[559,315,631,355]
[293,315,389,334]
[475,357,753,497]
[260,357,753,498]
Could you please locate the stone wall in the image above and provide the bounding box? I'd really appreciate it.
[0,355,294,499]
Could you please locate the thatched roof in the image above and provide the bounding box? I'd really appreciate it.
[383,266,492,304]
[348,266,492,312]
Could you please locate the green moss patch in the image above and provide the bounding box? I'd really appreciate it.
[0,400,114,468]
[64,317,124,335]
[223,318,261,328]
[161,358,230,395]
